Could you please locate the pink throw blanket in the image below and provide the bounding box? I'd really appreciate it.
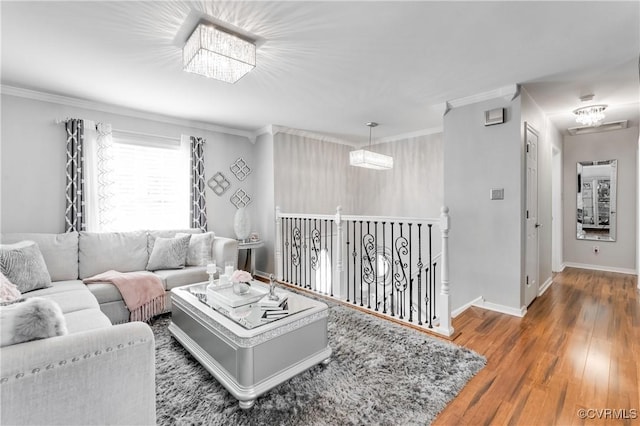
[83,270,166,323]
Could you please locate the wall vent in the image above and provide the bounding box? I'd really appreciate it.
[567,120,628,136]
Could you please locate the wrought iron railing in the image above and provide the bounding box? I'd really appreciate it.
[275,206,453,337]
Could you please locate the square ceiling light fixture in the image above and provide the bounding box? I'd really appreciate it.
[183,23,256,84]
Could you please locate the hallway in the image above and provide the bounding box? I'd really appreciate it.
[434,268,639,425]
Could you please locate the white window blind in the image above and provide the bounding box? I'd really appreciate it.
[108,133,190,231]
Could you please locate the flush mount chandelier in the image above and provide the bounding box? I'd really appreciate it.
[573,95,607,127]
[183,23,256,84]
[349,122,393,170]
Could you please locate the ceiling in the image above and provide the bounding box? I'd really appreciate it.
[1,1,638,143]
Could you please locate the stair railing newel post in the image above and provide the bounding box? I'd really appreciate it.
[275,206,283,281]
[334,206,344,298]
[438,206,454,337]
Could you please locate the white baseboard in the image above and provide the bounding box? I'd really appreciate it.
[451,297,483,318]
[563,262,637,275]
[473,298,527,317]
[538,277,553,296]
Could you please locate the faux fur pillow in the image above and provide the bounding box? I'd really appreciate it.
[146,235,191,271]
[0,297,68,347]
[0,241,52,293]
[175,232,215,266]
[0,272,21,302]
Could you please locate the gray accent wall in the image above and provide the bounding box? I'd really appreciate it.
[273,131,443,218]
[563,127,638,272]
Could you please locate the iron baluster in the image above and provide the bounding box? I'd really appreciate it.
[390,222,395,317]
[352,220,357,305]
[417,223,423,326]
[409,223,413,323]
[433,261,437,321]
[359,221,364,307]
[382,222,387,314]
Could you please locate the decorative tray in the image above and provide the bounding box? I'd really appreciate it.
[206,281,268,308]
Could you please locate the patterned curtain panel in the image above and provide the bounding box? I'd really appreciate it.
[190,136,207,231]
[64,119,85,232]
[95,123,115,231]
[83,121,115,232]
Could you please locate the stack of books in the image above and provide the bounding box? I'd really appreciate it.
[258,294,289,321]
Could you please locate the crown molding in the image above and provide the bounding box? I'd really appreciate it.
[270,126,357,147]
[0,85,255,142]
[446,84,520,111]
[376,126,443,145]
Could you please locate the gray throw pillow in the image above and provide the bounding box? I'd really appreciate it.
[146,235,191,271]
[0,297,68,347]
[0,241,52,293]
[176,232,215,266]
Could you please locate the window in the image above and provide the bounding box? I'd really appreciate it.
[105,132,190,231]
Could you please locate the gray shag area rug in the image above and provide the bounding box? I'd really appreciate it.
[153,301,485,426]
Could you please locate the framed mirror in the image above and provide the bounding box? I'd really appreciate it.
[576,160,617,241]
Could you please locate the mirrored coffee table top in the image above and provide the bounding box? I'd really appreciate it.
[179,282,315,330]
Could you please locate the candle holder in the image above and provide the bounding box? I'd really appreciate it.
[268,274,279,301]
[206,262,217,287]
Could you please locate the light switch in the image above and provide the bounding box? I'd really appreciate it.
[490,188,504,200]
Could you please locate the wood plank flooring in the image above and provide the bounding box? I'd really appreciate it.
[433,268,639,426]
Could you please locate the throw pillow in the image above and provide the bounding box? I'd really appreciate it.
[0,272,21,303]
[176,232,215,266]
[0,297,68,347]
[0,241,52,293]
[146,235,191,271]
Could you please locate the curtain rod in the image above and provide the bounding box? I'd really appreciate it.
[54,118,185,143]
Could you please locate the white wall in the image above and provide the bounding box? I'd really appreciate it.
[443,95,523,312]
[563,126,638,272]
[0,94,255,240]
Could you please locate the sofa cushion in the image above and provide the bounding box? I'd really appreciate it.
[0,298,68,347]
[25,288,99,314]
[96,300,130,325]
[63,308,112,333]
[86,282,127,304]
[0,241,52,293]
[176,232,215,266]
[1,232,79,281]
[25,280,87,296]
[153,266,208,290]
[79,231,148,279]
[146,235,191,271]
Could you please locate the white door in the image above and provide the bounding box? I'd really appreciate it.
[524,123,539,306]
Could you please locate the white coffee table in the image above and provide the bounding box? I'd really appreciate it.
[168,281,331,409]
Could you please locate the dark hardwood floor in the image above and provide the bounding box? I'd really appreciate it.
[433,268,639,426]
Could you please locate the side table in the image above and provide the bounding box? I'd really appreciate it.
[238,240,264,275]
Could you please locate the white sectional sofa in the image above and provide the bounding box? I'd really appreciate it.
[0,229,238,425]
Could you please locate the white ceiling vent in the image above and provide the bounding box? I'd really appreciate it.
[567,120,628,136]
